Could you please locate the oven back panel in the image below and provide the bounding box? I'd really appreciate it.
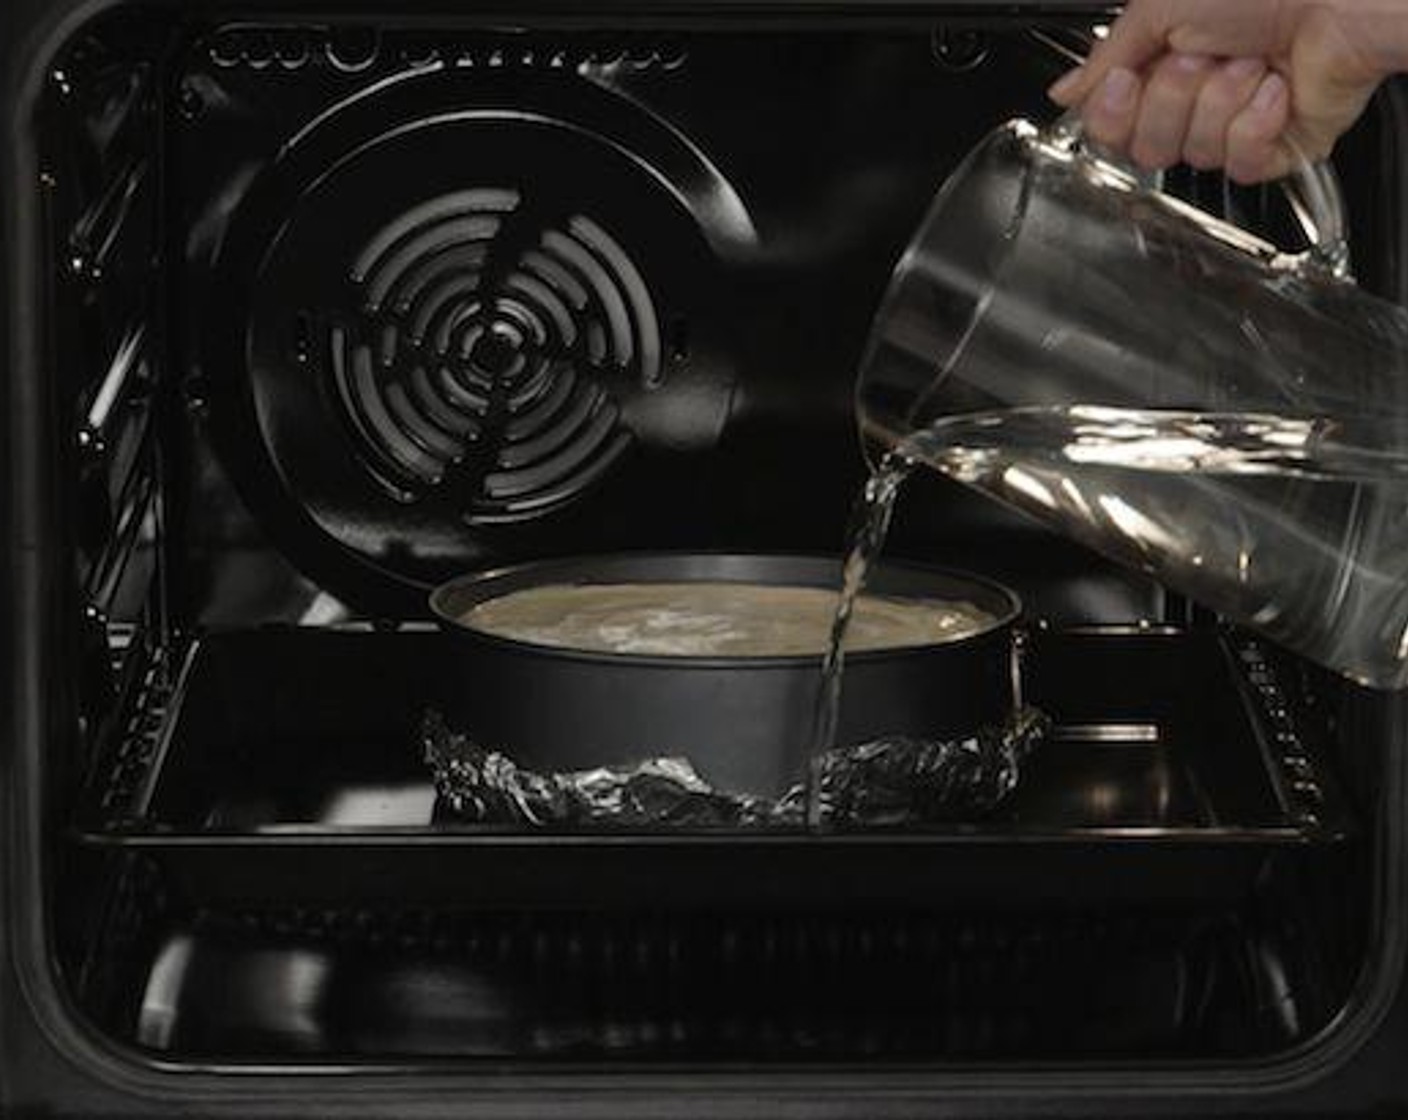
[170,21,1177,621]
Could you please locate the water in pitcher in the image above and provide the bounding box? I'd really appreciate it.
[896,404,1408,689]
[808,400,1408,825]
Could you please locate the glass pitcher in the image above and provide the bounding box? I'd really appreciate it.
[857,116,1408,689]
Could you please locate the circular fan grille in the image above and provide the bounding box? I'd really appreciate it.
[328,188,663,523]
[209,74,745,605]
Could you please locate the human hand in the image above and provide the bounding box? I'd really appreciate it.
[1047,0,1402,183]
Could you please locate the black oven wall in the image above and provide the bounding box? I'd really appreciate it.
[165,14,1168,626]
[3,0,1408,1116]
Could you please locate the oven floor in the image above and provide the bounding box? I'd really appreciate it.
[126,905,1296,1061]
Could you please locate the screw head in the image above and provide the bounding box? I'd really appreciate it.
[930,28,990,72]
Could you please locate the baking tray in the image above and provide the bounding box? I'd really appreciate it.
[75,625,1353,909]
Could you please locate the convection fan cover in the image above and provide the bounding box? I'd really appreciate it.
[201,69,750,605]
[329,189,656,521]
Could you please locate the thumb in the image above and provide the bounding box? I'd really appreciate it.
[1284,3,1382,160]
[1049,0,1171,106]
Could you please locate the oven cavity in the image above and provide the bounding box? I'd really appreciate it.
[31,14,1386,1078]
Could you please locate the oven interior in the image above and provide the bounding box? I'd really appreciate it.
[37,8,1399,1068]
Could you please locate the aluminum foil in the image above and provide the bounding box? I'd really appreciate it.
[424,707,1048,829]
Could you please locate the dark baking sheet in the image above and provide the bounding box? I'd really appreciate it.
[75,625,1352,908]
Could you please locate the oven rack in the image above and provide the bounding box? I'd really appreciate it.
[71,625,1353,911]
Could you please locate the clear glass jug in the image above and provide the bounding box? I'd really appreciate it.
[857,117,1408,689]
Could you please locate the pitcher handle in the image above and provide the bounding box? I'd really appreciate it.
[1046,111,1354,282]
[1279,137,1353,279]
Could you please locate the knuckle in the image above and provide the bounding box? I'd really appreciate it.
[1148,58,1200,95]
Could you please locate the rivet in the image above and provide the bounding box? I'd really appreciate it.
[930,27,990,71]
